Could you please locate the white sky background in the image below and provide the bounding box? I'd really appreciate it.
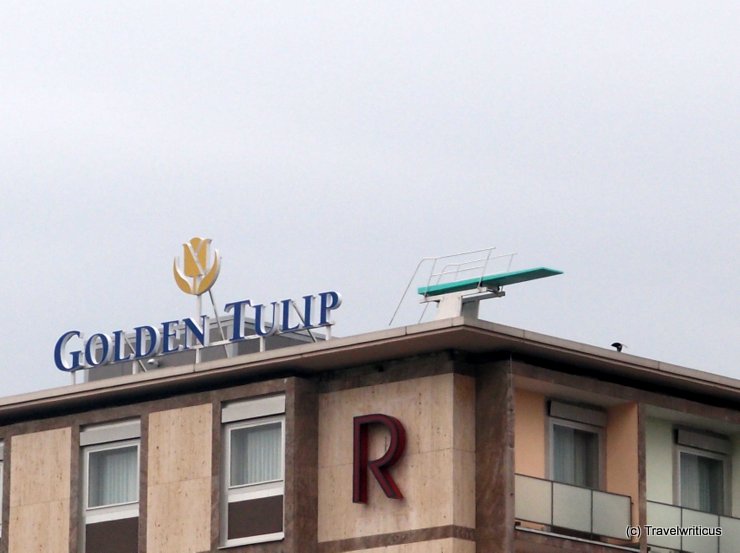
[0,2,738,397]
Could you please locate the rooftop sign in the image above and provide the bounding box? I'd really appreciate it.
[54,238,342,372]
[173,237,221,296]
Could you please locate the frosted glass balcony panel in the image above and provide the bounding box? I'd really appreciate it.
[646,501,681,550]
[552,482,591,533]
[719,515,740,553]
[682,508,719,553]
[515,475,552,525]
[592,490,631,539]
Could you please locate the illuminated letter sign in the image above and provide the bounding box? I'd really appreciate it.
[54,237,343,372]
[353,414,406,503]
[53,292,341,372]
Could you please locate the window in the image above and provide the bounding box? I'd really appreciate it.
[548,400,605,489]
[222,395,285,546]
[80,420,140,553]
[552,423,600,488]
[676,428,730,515]
[679,450,725,514]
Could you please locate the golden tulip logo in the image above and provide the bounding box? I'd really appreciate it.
[173,237,221,296]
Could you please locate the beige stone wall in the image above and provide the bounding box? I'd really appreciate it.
[318,373,475,543]
[9,427,71,553]
[147,403,213,553]
[513,389,546,478]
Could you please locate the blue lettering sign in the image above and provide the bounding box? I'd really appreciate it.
[53,290,342,372]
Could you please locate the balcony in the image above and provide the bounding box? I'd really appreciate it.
[515,474,632,541]
[646,500,740,553]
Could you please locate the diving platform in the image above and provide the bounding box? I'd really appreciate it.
[390,247,564,324]
[417,267,563,297]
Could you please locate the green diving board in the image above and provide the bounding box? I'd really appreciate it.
[417,267,563,297]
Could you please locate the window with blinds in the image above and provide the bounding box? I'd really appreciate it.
[552,423,600,488]
[80,420,140,553]
[222,395,285,546]
[679,451,725,514]
[548,400,605,490]
[88,445,138,507]
[676,428,730,515]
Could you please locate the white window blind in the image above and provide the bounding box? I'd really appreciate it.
[552,423,600,488]
[222,395,285,423]
[230,422,282,487]
[222,395,285,546]
[88,444,139,508]
[81,419,140,446]
[680,451,725,515]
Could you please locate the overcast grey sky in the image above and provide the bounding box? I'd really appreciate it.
[1,2,738,397]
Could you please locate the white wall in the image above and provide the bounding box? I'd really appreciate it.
[645,418,674,503]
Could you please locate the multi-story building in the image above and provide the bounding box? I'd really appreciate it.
[1,312,738,553]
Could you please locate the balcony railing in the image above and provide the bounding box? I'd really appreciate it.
[515,474,632,540]
[647,500,740,553]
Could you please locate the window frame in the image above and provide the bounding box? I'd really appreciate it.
[221,408,286,547]
[79,419,141,553]
[226,416,285,493]
[548,417,605,490]
[674,444,731,515]
[82,439,141,524]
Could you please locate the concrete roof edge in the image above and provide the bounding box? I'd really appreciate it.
[1,316,738,416]
[0,318,463,411]
[461,317,740,393]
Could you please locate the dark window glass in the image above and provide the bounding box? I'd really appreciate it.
[553,424,599,488]
[680,452,724,514]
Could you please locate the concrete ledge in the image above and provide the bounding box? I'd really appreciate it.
[2,317,739,423]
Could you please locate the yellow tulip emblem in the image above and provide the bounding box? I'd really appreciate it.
[173,237,221,296]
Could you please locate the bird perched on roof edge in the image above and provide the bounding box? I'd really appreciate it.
[611,342,626,352]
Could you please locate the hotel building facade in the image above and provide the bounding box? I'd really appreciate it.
[1,316,739,553]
